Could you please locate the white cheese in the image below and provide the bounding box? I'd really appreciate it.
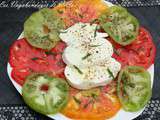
[60,22,121,89]
[59,22,108,46]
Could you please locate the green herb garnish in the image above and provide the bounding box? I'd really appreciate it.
[107,68,115,79]
[73,96,81,104]
[89,44,101,47]
[94,26,100,37]
[31,57,39,61]
[45,51,56,56]
[81,24,87,28]
[113,48,120,56]
[128,83,135,88]
[73,65,83,74]
[83,100,93,109]
[78,13,83,18]
[90,19,98,25]
[57,10,63,14]
[91,93,98,100]
[82,53,91,60]
[42,35,49,40]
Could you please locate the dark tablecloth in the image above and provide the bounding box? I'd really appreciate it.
[0,2,160,120]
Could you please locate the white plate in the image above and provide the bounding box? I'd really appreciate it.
[7,1,154,120]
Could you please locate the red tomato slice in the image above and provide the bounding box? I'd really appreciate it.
[9,38,66,86]
[110,27,156,69]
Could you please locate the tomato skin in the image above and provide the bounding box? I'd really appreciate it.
[110,27,156,69]
[9,38,66,86]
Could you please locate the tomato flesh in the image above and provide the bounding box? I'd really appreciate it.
[110,27,156,69]
[9,38,66,86]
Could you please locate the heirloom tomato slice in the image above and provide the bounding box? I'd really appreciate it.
[62,86,121,120]
[22,73,69,115]
[9,38,66,86]
[111,27,156,69]
[100,6,139,46]
[117,66,151,112]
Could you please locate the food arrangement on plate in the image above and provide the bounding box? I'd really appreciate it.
[7,0,156,120]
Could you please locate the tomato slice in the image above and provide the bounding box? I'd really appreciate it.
[54,0,108,27]
[22,73,69,115]
[61,87,121,120]
[117,66,151,112]
[110,27,156,69]
[24,8,65,50]
[99,6,139,46]
[9,38,66,86]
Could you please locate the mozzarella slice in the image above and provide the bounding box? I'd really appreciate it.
[62,46,87,67]
[62,37,113,67]
[59,22,108,46]
[64,58,121,89]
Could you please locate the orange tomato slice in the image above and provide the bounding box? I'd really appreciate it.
[61,87,121,120]
[53,0,108,27]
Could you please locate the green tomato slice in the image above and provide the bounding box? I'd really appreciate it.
[117,66,151,112]
[22,73,69,115]
[24,8,65,50]
[99,6,139,46]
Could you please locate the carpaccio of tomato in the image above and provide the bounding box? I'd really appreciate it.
[110,27,156,69]
[9,38,66,86]
[62,86,121,120]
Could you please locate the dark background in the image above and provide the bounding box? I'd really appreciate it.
[0,0,160,119]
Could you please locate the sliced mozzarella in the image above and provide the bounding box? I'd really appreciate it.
[62,46,88,67]
[62,38,113,67]
[59,22,108,46]
[60,22,121,89]
[64,58,121,89]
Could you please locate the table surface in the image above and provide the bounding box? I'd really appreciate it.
[0,5,160,120]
